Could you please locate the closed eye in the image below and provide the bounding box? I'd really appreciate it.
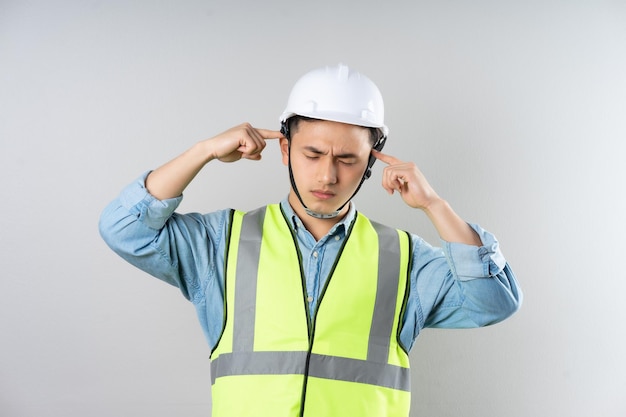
[338,159,356,165]
[301,146,358,164]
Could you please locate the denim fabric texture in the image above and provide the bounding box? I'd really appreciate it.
[99,172,522,352]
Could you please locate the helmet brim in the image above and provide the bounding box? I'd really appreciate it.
[279,111,389,137]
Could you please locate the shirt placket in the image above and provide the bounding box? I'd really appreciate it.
[305,242,324,317]
[291,213,347,322]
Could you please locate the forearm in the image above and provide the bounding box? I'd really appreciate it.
[144,123,281,200]
[146,140,215,200]
[423,198,482,246]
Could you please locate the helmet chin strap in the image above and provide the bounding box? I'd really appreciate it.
[282,121,386,220]
[287,151,344,219]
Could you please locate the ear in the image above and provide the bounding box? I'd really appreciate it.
[280,137,290,166]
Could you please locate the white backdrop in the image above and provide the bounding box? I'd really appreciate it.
[1,1,625,416]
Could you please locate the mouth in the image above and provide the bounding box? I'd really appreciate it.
[311,189,336,200]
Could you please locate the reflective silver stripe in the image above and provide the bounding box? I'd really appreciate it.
[211,351,308,385]
[232,206,266,352]
[368,221,401,364]
[211,351,410,392]
[219,208,409,392]
[309,353,410,391]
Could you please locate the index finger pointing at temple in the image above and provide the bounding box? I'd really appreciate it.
[372,149,403,165]
[255,128,285,140]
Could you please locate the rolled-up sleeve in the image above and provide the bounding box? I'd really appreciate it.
[98,172,228,303]
[443,223,507,280]
[400,224,522,350]
[117,173,183,230]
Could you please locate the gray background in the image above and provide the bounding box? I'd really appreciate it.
[2,0,625,416]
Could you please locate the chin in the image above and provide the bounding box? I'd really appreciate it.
[309,200,347,216]
[307,198,337,210]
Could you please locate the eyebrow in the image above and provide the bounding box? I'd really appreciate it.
[303,146,358,159]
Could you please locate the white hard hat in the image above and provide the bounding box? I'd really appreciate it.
[280,64,388,137]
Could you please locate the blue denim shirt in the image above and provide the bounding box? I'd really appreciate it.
[99,173,522,352]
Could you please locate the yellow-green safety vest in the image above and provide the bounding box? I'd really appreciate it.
[210,204,412,417]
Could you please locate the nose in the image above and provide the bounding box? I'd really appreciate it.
[318,157,337,184]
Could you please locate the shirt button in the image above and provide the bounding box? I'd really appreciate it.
[335,236,340,241]
[313,251,318,258]
[307,296,313,302]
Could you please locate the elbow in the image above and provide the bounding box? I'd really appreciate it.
[507,284,524,317]
[98,203,122,251]
[466,275,523,327]
[98,200,140,256]
[501,266,523,320]
[495,292,523,324]
[486,263,523,325]
[476,287,523,327]
[98,206,116,248]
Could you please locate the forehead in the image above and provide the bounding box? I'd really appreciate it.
[291,119,371,151]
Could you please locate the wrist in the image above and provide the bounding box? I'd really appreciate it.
[421,196,448,217]
[195,139,218,164]
[422,198,482,246]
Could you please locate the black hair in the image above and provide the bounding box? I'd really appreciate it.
[286,115,380,147]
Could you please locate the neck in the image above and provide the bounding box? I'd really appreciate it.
[287,191,349,241]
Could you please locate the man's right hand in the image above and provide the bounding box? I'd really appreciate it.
[145,123,284,200]
[208,123,284,163]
